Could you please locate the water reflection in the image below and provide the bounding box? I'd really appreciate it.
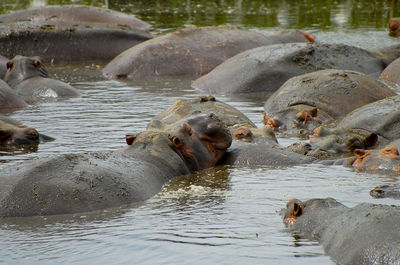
[0,0,399,31]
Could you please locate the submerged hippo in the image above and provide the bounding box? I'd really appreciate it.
[148,96,277,144]
[263,69,395,138]
[0,113,232,217]
[389,18,400,37]
[103,27,314,79]
[0,115,54,150]
[282,198,400,264]
[0,79,27,112]
[370,184,400,199]
[308,95,400,159]
[350,139,400,174]
[381,57,400,85]
[0,5,153,64]
[0,5,151,31]
[4,55,80,103]
[192,43,388,94]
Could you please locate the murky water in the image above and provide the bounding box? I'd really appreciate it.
[1,1,400,264]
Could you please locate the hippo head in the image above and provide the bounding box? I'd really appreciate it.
[264,106,322,139]
[0,125,40,147]
[310,126,378,158]
[4,55,49,88]
[389,18,400,37]
[351,144,400,173]
[168,113,232,171]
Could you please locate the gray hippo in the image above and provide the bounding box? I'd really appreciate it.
[0,79,27,112]
[381,57,400,85]
[370,44,400,63]
[0,5,153,64]
[0,113,232,217]
[192,43,388,94]
[0,5,151,31]
[282,198,400,264]
[4,55,80,103]
[102,27,314,79]
[148,96,277,144]
[370,184,400,199]
[389,18,400,37]
[263,69,395,138]
[308,95,400,159]
[0,115,54,150]
[350,139,400,174]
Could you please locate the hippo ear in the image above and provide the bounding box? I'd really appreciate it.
[125,134,136,145]
[170,136,183,148]
[309,108,318,117]
[183,122,193,136]
[354,149,366,158]
[32,60,41,68]
[293,202,303,217]
[6,61,13,71]
[364,133,378,148]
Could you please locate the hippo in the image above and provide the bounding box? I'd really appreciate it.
[0,79,27,112]
[282,198,400,264]
[219,140,315,167]
[307,95,400,159]
[350,139,400,174]
[370,44,400,63]
[370,184,400,199]
[389,18,400,37]
[263,69,395,138]
[102,26,314,79]
[192,43,388,94]
[148,96,278,144]
[381,57,400,85]
[4,55,80,103]
[0,115,54,150]
[0,113,232,217]
[0,5,151,31]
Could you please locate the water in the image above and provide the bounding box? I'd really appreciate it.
[1,0,400,264]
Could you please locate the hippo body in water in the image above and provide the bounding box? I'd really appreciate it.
[0,6,152,63]
[282,198,400,264]
[0,115,54,151]
[263,69,395,138]
[381,57,400,85]
[4,55,80,103]
[307,95,400,159]
[0,79,27,112]
[103,27,314,79]
[192,43,388,94]
[0,114,232,217]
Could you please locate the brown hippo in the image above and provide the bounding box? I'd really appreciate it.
[4,55,80,103]
[350,139,400,174]
[0,113,232,217]
[381,57,400,85]
[282,198,400,264]
[0,5,151,31]
[263,69,395,138]
[102,26,314,79]
[0,79,27,112]
[148,96,278,144]
[0,115,54,150]
[389,18,400,37]
[192,43,388,94]
[370,184,400,199]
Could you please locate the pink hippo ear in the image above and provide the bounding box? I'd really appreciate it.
[183,122,193,136]
[284,199,304,225]
[6,61,13,71]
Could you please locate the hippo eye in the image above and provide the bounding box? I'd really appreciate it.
[33,60,41,68]
[6,62,13,71]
